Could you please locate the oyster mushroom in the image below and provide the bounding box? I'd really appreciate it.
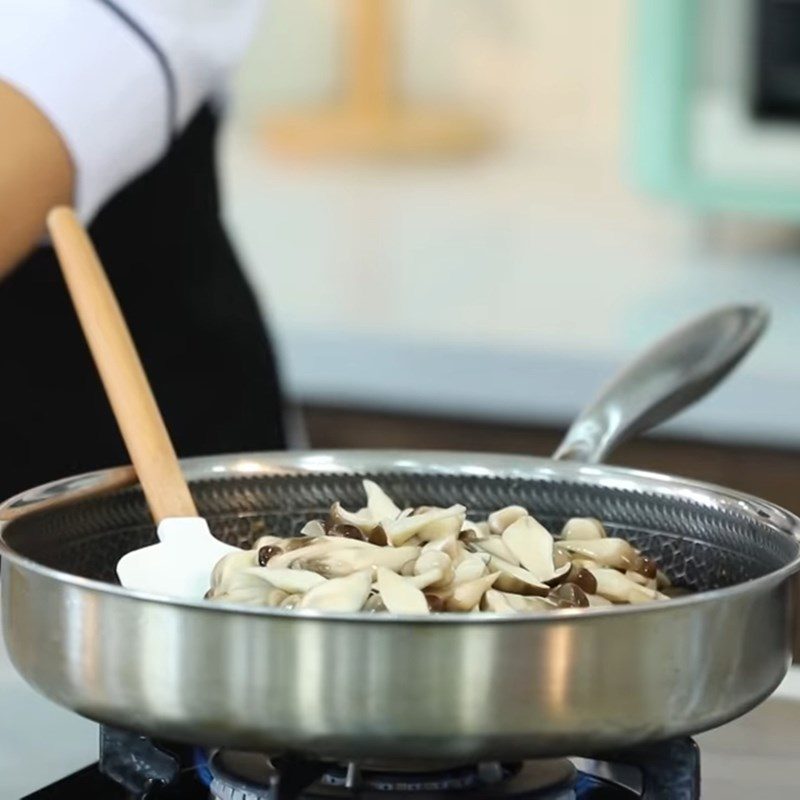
[376,567,430,614]
[560,538,642,571]
[414,550,454,588]
[364,592,387,612]
[363,479,402,521]
[548,582,590,608]
[561,517,607,541]
[422,533,465,565]
[328,501,378,534]
[588,568,668,604]
[383,505,466,546]
[453,554,489,584]
[253,535,287,550]
[501,515,555,581]
[299,569,373,611]
[210,548,260,592]
[565,565,598,595]
[624,570,657,589]
[460,520,490,540]
[445,572,500,611]
[300,520,326,537]
[246,567,327,594]
[326,523,367,541]
[542,563,572,587]
[417,512,466,542]
[586,593,613,607]
[207,569,281,604]
[266,542,335,570]
[294,544,420,578]
[481,589,516,612]
[280,593,302,609]
[487,555,550,596]
[488,505,527,535]
[483,589,555,612]
[473,536,518,565]
[407,568,446,590]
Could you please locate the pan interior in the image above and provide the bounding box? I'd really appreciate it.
[2,471,797,593]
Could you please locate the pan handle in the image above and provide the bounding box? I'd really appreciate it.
[552,305,769,464]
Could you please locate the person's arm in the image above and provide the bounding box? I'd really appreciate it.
[0,80,73,279]
[0,0,263,278]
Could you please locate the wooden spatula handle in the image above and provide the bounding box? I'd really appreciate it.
[47,206,197,522]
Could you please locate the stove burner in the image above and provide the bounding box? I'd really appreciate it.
[208,751,577,800]
[23,726,701,799]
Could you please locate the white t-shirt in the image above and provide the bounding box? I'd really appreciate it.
[0,0,263,221]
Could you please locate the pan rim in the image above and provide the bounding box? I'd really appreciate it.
[2,448,799,623]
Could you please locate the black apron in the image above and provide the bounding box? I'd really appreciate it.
[0,105,286,502]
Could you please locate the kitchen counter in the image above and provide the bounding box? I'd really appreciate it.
[219,127,800,449]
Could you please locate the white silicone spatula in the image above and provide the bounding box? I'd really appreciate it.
[47,207,239,598]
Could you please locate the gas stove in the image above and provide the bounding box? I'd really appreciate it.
[24,726,700,799]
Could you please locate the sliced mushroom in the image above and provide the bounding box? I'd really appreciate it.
[417,512,465,542]
[246,567,327,594]
[624,570,657,590]
[422,533,464,565]
[481,589,516,612]
[453,554,489,584]
[560,538,642,570]
[300,519,326,537]
[328,501,377,534]
[407,567,445,590]
[474,536,518,565]
[632,554,658,579]
[548,582,589,608]
[326,523,367,541]
[383,505,466,546]
[460,520,490,540]
[553,546,570,568]
[496,590,555,612]
[210,548,260,592]
[299,569,372,611]
[488,505,527,535]
[627,584,669,604]
[542,563,572,587]
[294,544,420,577]
[488,555,550,596]
[445,572,500,611]
[376,567,430,614]
[588,568,668,604]
[279,593,302,609]
[561,517,607,541]
[363,479,402,522]
[586,593,613,607]
[565,565,598,595]
[501,515,555,580]
[364,592,387,612]
[253,535,287,551]
[414,550,454,588]
[266,542,335,569]
[207,569,280,604]
[256,544,283,566]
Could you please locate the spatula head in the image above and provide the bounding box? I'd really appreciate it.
[116,517,240,599]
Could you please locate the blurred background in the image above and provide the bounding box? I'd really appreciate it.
[218,0,800,510]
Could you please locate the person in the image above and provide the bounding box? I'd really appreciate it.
[0,1,286,502]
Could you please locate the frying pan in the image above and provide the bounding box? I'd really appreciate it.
[2,305,798,762]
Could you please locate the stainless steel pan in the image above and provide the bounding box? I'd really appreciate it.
[3,305,798,762]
